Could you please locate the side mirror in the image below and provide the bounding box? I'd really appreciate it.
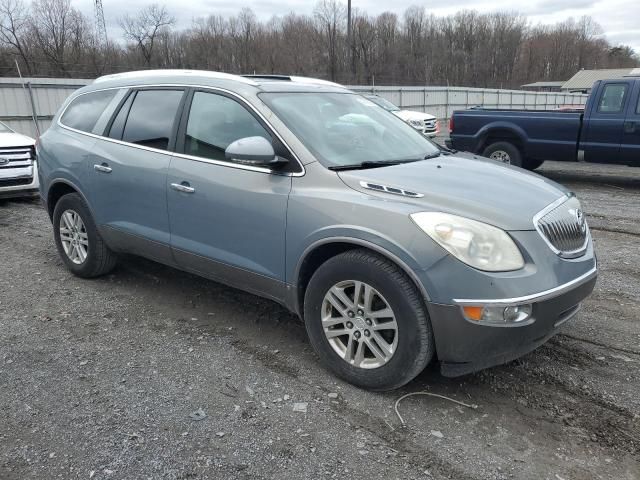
[225,136,285,167]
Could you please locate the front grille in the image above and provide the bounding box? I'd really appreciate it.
[535,196,588,258]
[0,146,34,169]
[424,120,437,130]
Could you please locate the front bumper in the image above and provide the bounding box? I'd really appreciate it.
[0,162,39,199]
[428,267,597,377]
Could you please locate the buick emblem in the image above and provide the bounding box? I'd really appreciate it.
[0,157,9,165]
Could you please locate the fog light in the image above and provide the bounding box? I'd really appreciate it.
[462,304,532,325]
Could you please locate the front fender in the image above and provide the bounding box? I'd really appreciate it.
[288,226,442,305]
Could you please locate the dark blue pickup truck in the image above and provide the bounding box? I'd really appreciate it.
[448,77,640,170]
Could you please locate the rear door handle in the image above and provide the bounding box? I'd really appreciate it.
[170,182,195,194]
[94,163,112,173]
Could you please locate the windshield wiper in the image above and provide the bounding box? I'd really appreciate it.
[328,160,411,171]
[328,152,443,171]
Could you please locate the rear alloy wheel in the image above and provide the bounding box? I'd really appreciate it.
[482,141,523,168]
[59,209,89,265]
[304,249,435,391]
[53,193,117,278]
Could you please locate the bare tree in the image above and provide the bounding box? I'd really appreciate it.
[0,0,637,86]
[0,0,34,73]
[119,4,175,67]
[30,0,90,77]
[314,0,345,81]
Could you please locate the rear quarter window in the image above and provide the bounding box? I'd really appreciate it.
[121,89,184,151]
[60,90,118,132]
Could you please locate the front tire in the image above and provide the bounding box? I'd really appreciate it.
[53,193,117,278]
[304,249,435,391]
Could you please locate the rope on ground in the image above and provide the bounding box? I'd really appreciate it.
[394,391,479,427]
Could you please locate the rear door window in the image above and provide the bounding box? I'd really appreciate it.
[60,90,118,133]
[121,89,184,151]
[597,84,628,113]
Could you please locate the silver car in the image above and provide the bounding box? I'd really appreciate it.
[38,71,597,390]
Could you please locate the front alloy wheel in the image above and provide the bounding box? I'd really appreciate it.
[321,280,398,369]
[304,249,435,391]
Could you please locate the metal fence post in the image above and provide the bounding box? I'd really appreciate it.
[423,87,427,113]
[445,88,450,121]
[26,82,40,137]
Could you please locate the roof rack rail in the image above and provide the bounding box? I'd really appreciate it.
[242,74,344,88]
[94,69,257,85]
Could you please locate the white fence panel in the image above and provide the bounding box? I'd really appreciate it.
[0,79,589,138]
[349,85,588,121]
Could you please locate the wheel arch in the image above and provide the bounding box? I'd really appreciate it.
[475,122,528,154]
[292,237,432,318]
[46,179,89,221]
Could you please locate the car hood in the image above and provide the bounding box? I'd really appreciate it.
[337,154,569,231]
[393,110,436,121]
[0,132,35,148]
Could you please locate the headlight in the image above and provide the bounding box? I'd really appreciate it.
[408,119,423,128]
[410,212,525,271]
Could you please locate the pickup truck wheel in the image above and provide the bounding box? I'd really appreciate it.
[304,249,435,391]
[53,193,117,278]
[482,142,523,168]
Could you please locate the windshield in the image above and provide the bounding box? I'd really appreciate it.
[364,95,400,112]
[0,122,14,133]
[261,92,440,168]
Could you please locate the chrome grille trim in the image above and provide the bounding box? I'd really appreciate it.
[0,146,34,169]
[534,194,589,258]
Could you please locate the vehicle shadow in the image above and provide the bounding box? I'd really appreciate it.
[109,254,481,393]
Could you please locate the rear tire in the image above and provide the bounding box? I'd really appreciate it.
[53,193,117,278]
[482,141,523,168]
[304,249,435,391]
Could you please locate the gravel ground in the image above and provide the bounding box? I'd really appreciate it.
[1,161,639,480]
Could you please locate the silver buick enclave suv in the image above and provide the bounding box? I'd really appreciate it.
[38,70,597,390]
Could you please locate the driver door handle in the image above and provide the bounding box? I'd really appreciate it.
[171,182,195,194]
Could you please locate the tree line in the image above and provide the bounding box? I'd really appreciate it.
[0,0,637,87]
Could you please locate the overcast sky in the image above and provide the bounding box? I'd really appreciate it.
[74,0,640,53]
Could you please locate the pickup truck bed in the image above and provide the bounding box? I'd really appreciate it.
[449,78,640,170]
